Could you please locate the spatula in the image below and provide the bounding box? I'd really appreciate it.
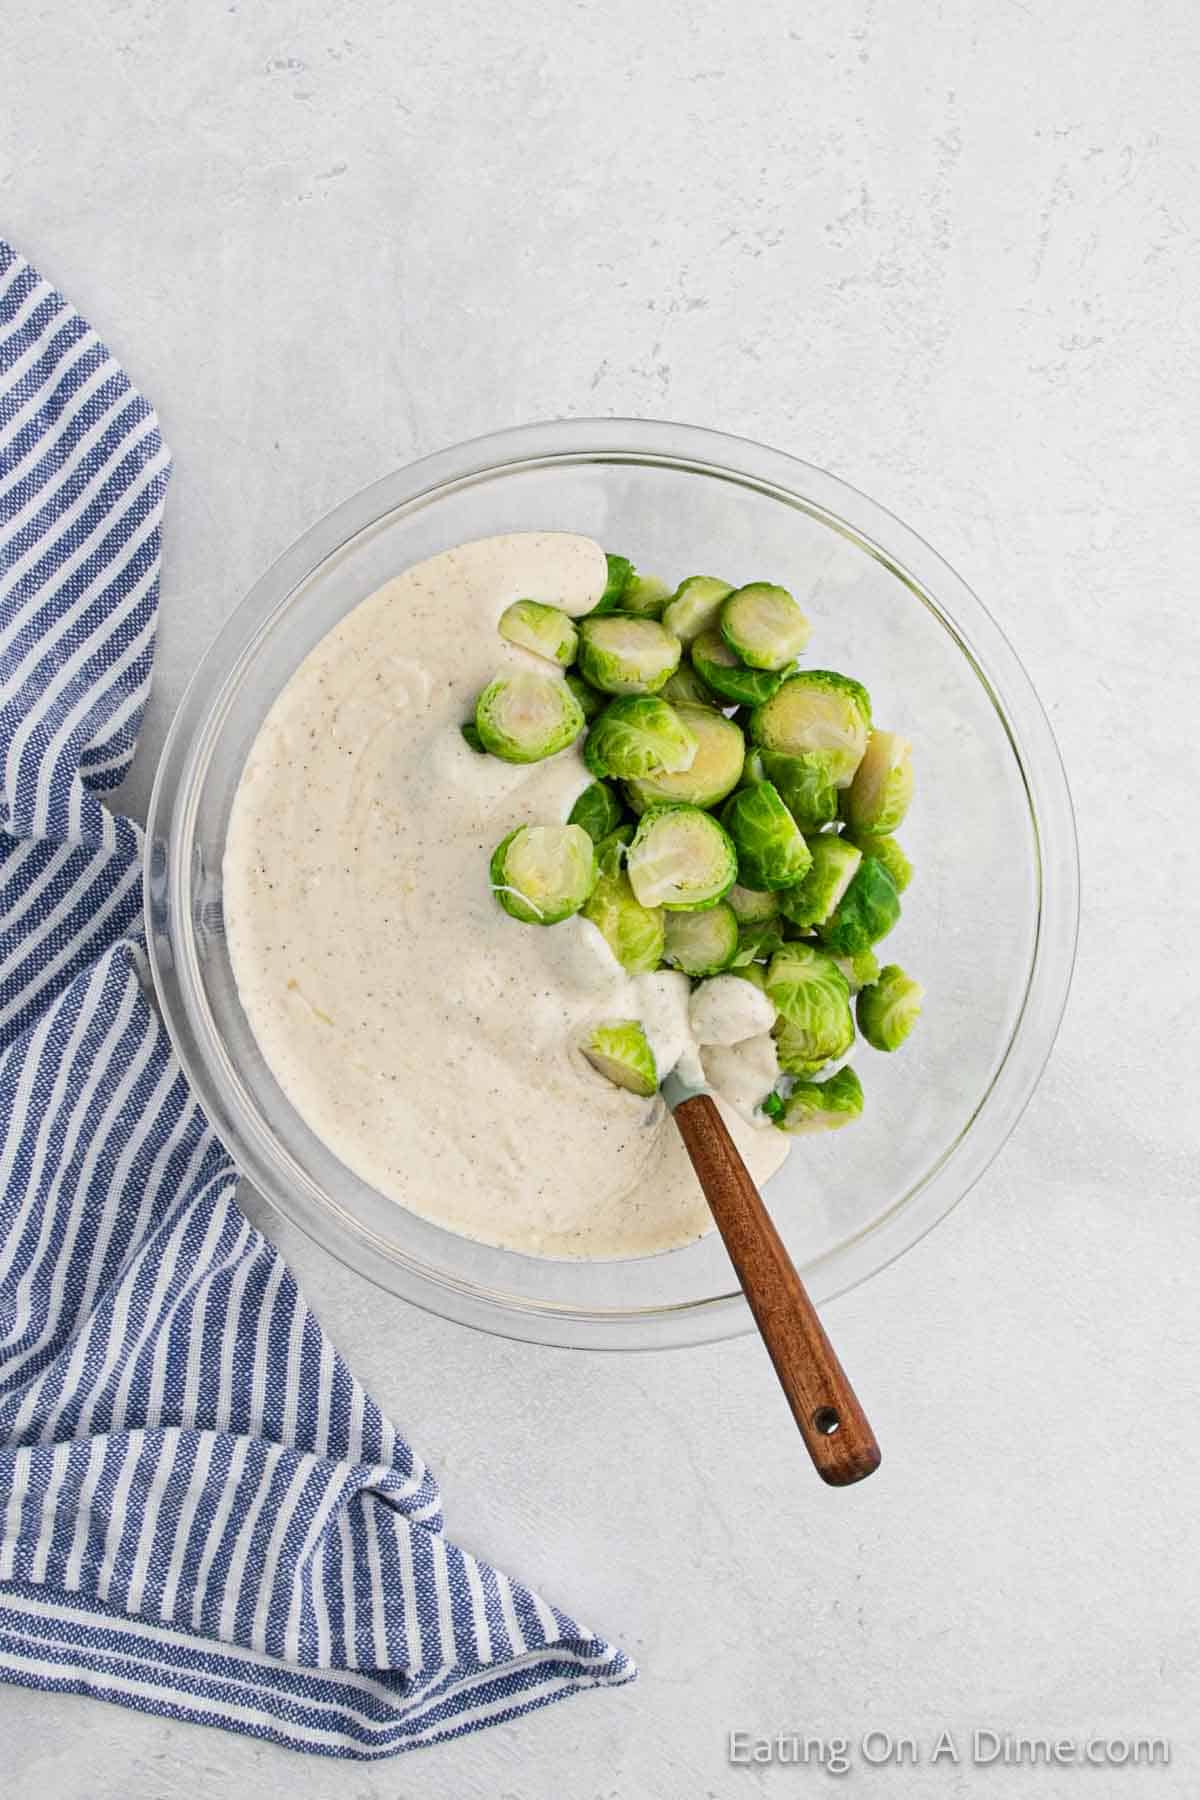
[663,1067,881,1486]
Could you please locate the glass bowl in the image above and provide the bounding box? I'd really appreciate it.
[145,419,1078,1350]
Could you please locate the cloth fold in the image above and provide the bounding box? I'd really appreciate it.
[0,239,632,1756]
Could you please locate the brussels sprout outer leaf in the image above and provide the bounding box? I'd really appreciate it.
[583,696,699,779]
[626,803,738,911]
[772,1035,832,1078]
[719,583,811,671]
[475,670,585,763]
[596,822,635,863]
[691,630,784,707]
[756,749,840,829]
[720,781,814,892]
[727,882,780,924]
[843,828,913,894]
[857,964,923,1051]
[461,721,486,753]
[760,1090,786,1122]
[662,903,740,977]
[738,747,766,787]
[775,1066,864,1134]
[829,946,880,994]
[567,780,626,843]
[565,670,606,722]
[498,599,579,667]
[729,918,786,965]
[580,1019,658,1096]
[816,856,901,956]
[660,662,722,709]
[590,553,636,614]
[490,824,598,925]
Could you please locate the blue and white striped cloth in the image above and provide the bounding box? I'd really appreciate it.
[0,240,633,1757]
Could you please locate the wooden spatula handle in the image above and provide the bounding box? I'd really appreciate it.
[672,1093,881,1487]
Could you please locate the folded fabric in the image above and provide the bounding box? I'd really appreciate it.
[0,238,633,1757]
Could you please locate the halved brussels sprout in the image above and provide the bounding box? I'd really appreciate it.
[661,575,735,643]
[625,705,745,812]
[857,964,923,1051]
[720,583,811,671]
[591,552,636,614]
[843,828,912,894]
[498,598,579,667]
[755,749,839,830]
[776,834,862,930]
[490,823,597,925]
[727,882,780,924]
[691,630,784,707]
[568,779,626,843]
[565,669,606,723]
[689,973,777,1046]
[475,670,586,763]
[771,1034,830,1079]
[765,943,855,1070]
[663,903,739,977]
[816,856,901,956]
[828,946,880,994]
[579,1018,658,1096]
[626,804,738,911]
[461,721,486,753]
[775,1066,864,1134]
[842,730,914,834]
[749,670,872,786]
[577,615,682,696]
[660,661,722,709]
[581,833,665,973]
[720,781,813,892]
[622,573,672,617]
[584,696,699,779]
[729,918,786,965]
[738,747,766,786]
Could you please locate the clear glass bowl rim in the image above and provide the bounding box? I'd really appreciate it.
[145,417,1079,1351]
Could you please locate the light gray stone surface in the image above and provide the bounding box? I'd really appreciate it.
[3,0,1199,1794]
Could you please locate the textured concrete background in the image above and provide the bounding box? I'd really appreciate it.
[3,0,1200,1794]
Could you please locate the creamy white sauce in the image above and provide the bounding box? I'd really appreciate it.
[630,969,694,1080]
[224,532,788,1260]
[689,974,776,1047]
[701,1034,782,1126]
